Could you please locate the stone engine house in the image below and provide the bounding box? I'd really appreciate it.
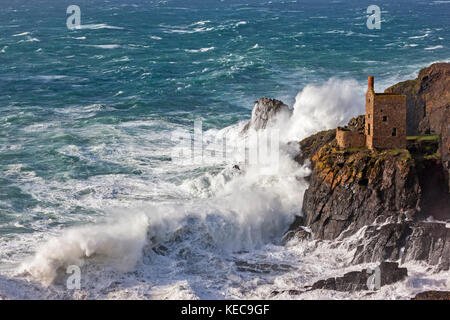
[337,76,407,150]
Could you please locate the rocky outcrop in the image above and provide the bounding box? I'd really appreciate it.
[352,222,413,264]
[401,222,450,271]
[384,63,449,193]
[301,143,420,240]
[412,291,450,300]
[351,221,450,271]
[285,64,449,275]
[345,115,365,132]
[309,262,407,292]
[385,63,450,136]
[241,98,291,133]
[294,129,336,166]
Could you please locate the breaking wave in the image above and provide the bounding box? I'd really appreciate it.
[20,79,363,291]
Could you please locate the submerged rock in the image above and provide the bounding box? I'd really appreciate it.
[310,262,408,292]
[241,98,292,133]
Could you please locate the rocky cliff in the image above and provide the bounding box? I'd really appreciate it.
[283,63,450,276]
[242,63,449,286]
[288,116,449,271]
[302,143,420,240]
[385,62,449,136]
[385,63,450,191]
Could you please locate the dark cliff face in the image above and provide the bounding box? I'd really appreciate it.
[440,107,450,192]
[302,143,420,240]
[291,129,450,270]
[385,62,449,136]
[285,63,450,272]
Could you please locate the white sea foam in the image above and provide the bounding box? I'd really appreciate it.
[76,24,124,30]
[280,78,364,142]
[184,47,215,53]
[12,32,30,37]
[5,78,447,300]
[424,45,444,50]
[18,36,40,43]
[85,44,121,49]
[20,212,150,285]
[14,79,361,292]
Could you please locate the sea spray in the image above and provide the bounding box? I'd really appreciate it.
[20,212,150,285]
[18,79,362,287]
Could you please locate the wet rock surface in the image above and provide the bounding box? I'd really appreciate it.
[412,291,450,300]
[352,222,413,264]
[281,216,312,244]
[309,262,408,292]
[235,261,294,274]
[401,222,450,271]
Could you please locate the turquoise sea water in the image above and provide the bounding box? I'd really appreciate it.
[0,0,449,299]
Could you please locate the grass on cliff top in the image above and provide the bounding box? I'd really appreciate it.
[407,134,439,142]
[424,152,440,160]
[382,148,412,161]
[333,145,412,162]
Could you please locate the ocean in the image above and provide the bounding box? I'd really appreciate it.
[0,0,449,299]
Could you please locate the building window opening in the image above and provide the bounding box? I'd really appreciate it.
[392,128,397,136]
[383,116,387,122]
[368,124,371,136]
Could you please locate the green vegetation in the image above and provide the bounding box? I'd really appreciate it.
[424,153,440,160]
[345,146,368,153]
[406,134,439,142]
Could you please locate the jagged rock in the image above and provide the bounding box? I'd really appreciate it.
[295,116,363,166]
[415,157,450,220]
[235,261,293,274]
[281,227,311,244]
[241,98,292,133]
[294,129,336,166]
[301,145,420,240]
[281,216,312,244]
[352,222,413,264]
[440,107,450,193]
[401,222,450,271]
[385,62,450,135]
[310,262,407,292]
[412,291,450,300]
[346,115,365,132]
[270,289,303,296]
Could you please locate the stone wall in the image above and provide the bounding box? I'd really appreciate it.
[367,94,407,149]
[336,128,365,149]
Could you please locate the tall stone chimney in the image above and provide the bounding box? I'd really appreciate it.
[368,76,374,91]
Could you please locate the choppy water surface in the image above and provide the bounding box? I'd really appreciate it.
[0,0,449,299]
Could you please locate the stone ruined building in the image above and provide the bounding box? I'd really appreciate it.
[337,76,407,150]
